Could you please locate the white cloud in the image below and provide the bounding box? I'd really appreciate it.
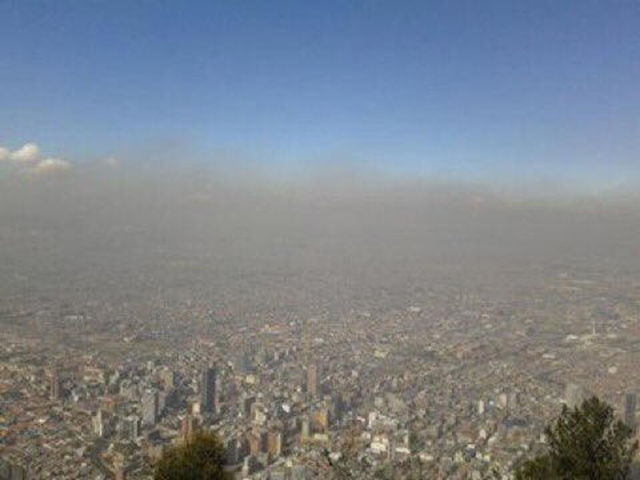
[9,143,40,163]
[0,142,74,175]
[30,158,72,175]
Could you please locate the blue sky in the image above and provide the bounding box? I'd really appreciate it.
[0,0,638,185]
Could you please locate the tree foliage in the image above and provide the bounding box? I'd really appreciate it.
[516,396,638,480]
[154,431,231,480]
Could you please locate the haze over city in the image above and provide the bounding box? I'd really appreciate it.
[1,1,639,479]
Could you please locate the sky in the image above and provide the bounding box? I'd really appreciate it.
[0,0,638,189]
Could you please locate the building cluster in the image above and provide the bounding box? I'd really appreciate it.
[1,269,640,479]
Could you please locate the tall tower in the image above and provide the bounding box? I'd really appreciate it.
[307,363,320,400]
[303,318,320,401]
[50,367,62,401]
[625,392,637,431]
[142,389,159,427]
[201,367,218,413]
[93,409,106,437]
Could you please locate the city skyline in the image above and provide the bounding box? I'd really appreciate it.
[1,2,640,479]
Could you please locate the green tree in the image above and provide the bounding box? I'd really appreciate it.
[154,431,231,480]
[516,396,638,480]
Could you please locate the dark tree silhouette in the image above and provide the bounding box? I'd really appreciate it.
[516,396,638,480]
[154,431,231,480]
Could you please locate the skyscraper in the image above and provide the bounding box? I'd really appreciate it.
[50,367,62,401]
[625,392,637,431]
[306,363,320,400]
[201,367,218,413]
[93,409,106,437]
[142,389,159,427]
[160,368,175,390]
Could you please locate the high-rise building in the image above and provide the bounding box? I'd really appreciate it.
[180,414,198,441]
[233,346,253,375]
[0,458,28,480]
[291,465,308,480]
[301,417,310,441]
[252,403,267,426]
[142,389,159,427]
[120,415,139,442]
[625,392,637,431]
[313,408,330,433]
[160,368,175,390]
[93,409,106,437]
[249,429,267,455]
[242,394,256,418]
[158,390,167,416]
[201,367,218,413]
[50,368,62,401]
[508,392,519,411]
[114,453,126,480]
[477,400,485,416]
[306,363,320,400]
[565,383,585,409]
[267,430,283,458]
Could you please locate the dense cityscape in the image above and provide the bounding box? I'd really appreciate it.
[1,186,640,479]
[2,1,639,478]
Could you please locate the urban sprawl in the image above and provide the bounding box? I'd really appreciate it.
[1,266,640,479]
